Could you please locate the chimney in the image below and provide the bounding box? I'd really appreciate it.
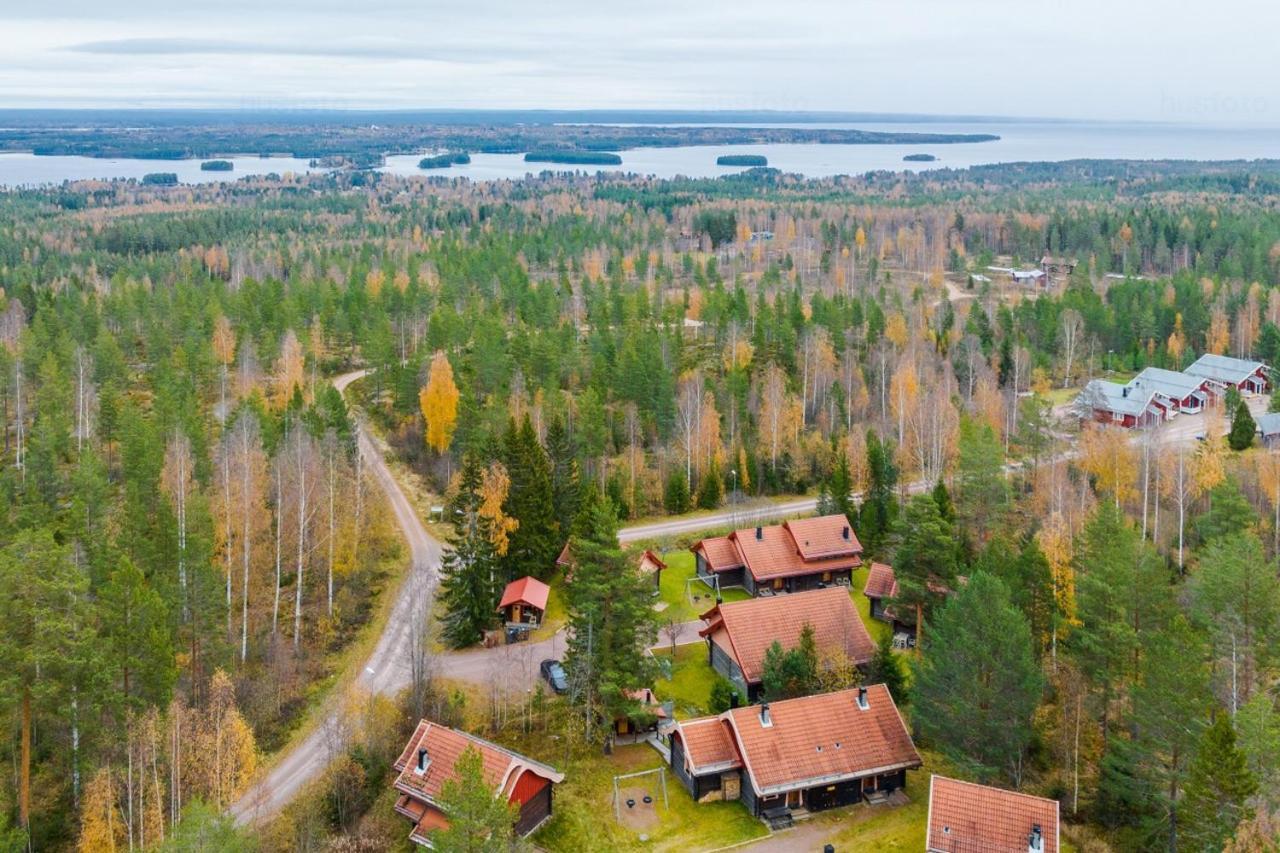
[841,525,850,540]
[759,701,772,727]
[1028,824,1043,853]
[856,686,869,710]
[416,747,430,774]
[1122,386,1129,398]
[755,526,763,541]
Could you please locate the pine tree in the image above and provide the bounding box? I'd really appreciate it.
[912,572,1044,783]
[890,494,959,648]
[99,556,177,711]
[1182,715,1258,853]
[428,747,524,853]
[0,528,91,834]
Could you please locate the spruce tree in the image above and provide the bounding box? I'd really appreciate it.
[664,468,690,514]
[564,492,657,743]
[500,416,558,581]
[544,415,582,537]
[1228,398,1256,451]
[1182,715,1258,853]
[695,458,723,509]
[866,631,907,704]
[438,515,501,649]
[821,452,856,521]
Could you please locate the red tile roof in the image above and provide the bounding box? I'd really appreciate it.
[693,514,863,583]
[784,515,862,560]
[497,576,550,612]
[863,562,898,599]
[927,775,1060,853]
[674,717,742,774]
[638,549,667,572]
[694,535,744,571]
[393,720,563,808]
[699,587,875,683]
[726,685,920,795]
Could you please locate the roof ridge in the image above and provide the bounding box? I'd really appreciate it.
[931,773,1060,804]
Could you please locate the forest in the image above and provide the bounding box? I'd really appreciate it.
[1,157,1280,851]
[0,111,998,161]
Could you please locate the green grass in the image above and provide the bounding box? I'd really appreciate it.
[850,566,891,645]
[530,742,768,853]
[532,580,567,641]
[652,644,719,718]
[657,551,750,623]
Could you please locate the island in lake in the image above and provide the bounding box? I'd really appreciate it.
[524,150,622,165]
[418,152,472,169]
[717,154,768,167]
[904,153,938,162]
[200,159,233,171]
[141,172,178,185]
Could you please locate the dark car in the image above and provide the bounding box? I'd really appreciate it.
[540,659,568,694]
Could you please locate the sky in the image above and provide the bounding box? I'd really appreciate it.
[2,0,1277,126]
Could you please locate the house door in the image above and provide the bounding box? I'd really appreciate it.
[785,790,802,809]
[773,578,783,591]
[512,604,521,623]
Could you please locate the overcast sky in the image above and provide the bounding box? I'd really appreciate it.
[2,0,1276,125]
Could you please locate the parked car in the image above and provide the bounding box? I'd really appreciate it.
[540,659,568,694]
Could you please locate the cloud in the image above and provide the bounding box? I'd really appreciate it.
[61,37,515,63]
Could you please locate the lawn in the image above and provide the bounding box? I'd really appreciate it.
[531,580,567,641]
[850,566,891,645]
[651,644,719,718]
[531,741,768,853]
[657,551,750,623]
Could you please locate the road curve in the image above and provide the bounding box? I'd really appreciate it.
[230,369,443,824]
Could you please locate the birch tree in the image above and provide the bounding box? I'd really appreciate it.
[161,430,194,618]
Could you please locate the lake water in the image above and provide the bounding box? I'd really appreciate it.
[1,121,1276,188]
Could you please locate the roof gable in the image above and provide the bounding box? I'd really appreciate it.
[694,535,744,571]
[928,775,1060,853]
[863,562,898,599]
[699,588,875,683]
[393,720,563,807]
[498,576,550,611]
[725,685,920,794]
[783,515,862,560]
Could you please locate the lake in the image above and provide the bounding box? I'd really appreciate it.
[1,120,1276,188]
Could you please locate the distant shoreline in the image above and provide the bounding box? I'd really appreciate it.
[0,121,1000,161]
